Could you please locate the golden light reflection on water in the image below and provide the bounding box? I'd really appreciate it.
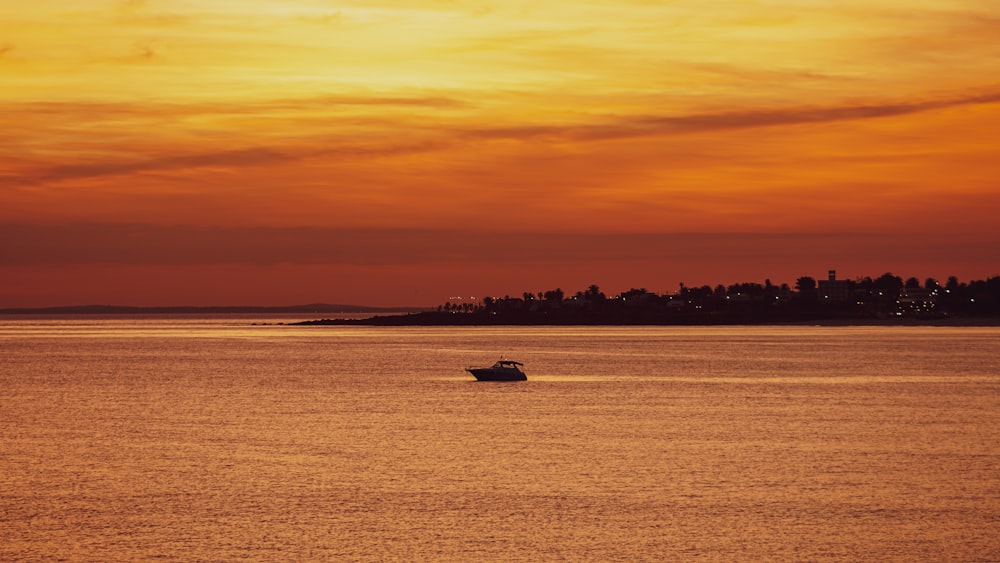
[2,320,998,560]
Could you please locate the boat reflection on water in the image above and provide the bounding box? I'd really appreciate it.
[466,359,527,381]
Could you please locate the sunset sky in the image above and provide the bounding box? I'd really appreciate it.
[2,0,999,307]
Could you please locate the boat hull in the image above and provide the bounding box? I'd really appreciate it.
[467,368,527,381]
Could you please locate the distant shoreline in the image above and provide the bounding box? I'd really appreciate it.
[288,311,1000,327]
[0,304,428,315]
[3,306,997,327]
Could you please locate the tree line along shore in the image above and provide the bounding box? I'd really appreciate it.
[296,272,1000,326]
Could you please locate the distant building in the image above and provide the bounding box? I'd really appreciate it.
[898,286,938,315]
[818,270,851,302]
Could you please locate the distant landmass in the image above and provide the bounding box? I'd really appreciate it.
[289,310,1000,327]
[293,273,1000,326]
[7,272,998,326]
[0,304,428,315]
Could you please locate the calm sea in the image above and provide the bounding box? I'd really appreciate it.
[2,317,999,561]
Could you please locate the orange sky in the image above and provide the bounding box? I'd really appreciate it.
[2,0,999,307]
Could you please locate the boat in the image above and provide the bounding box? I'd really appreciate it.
[466,359,527,381]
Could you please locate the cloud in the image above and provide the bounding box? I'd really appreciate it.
[272,94,468,109]
[5,86,998,187]
[2,138,447,186]
[7,93,467,118]
[464,88,1000,142]
[24,148,289,184]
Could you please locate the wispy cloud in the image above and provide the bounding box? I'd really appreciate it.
[5,93,467,117]
[3,140,451,186]
[27,148,289,184]
[464,88,1000,142]
[5,86,998,188]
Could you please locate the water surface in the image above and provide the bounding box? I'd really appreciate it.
[2,319,998,560]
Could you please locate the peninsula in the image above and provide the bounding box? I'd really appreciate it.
[294,272,1000,326]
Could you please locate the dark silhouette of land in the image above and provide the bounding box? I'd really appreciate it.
[295,272,1000,326]
[5,272,998,325]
